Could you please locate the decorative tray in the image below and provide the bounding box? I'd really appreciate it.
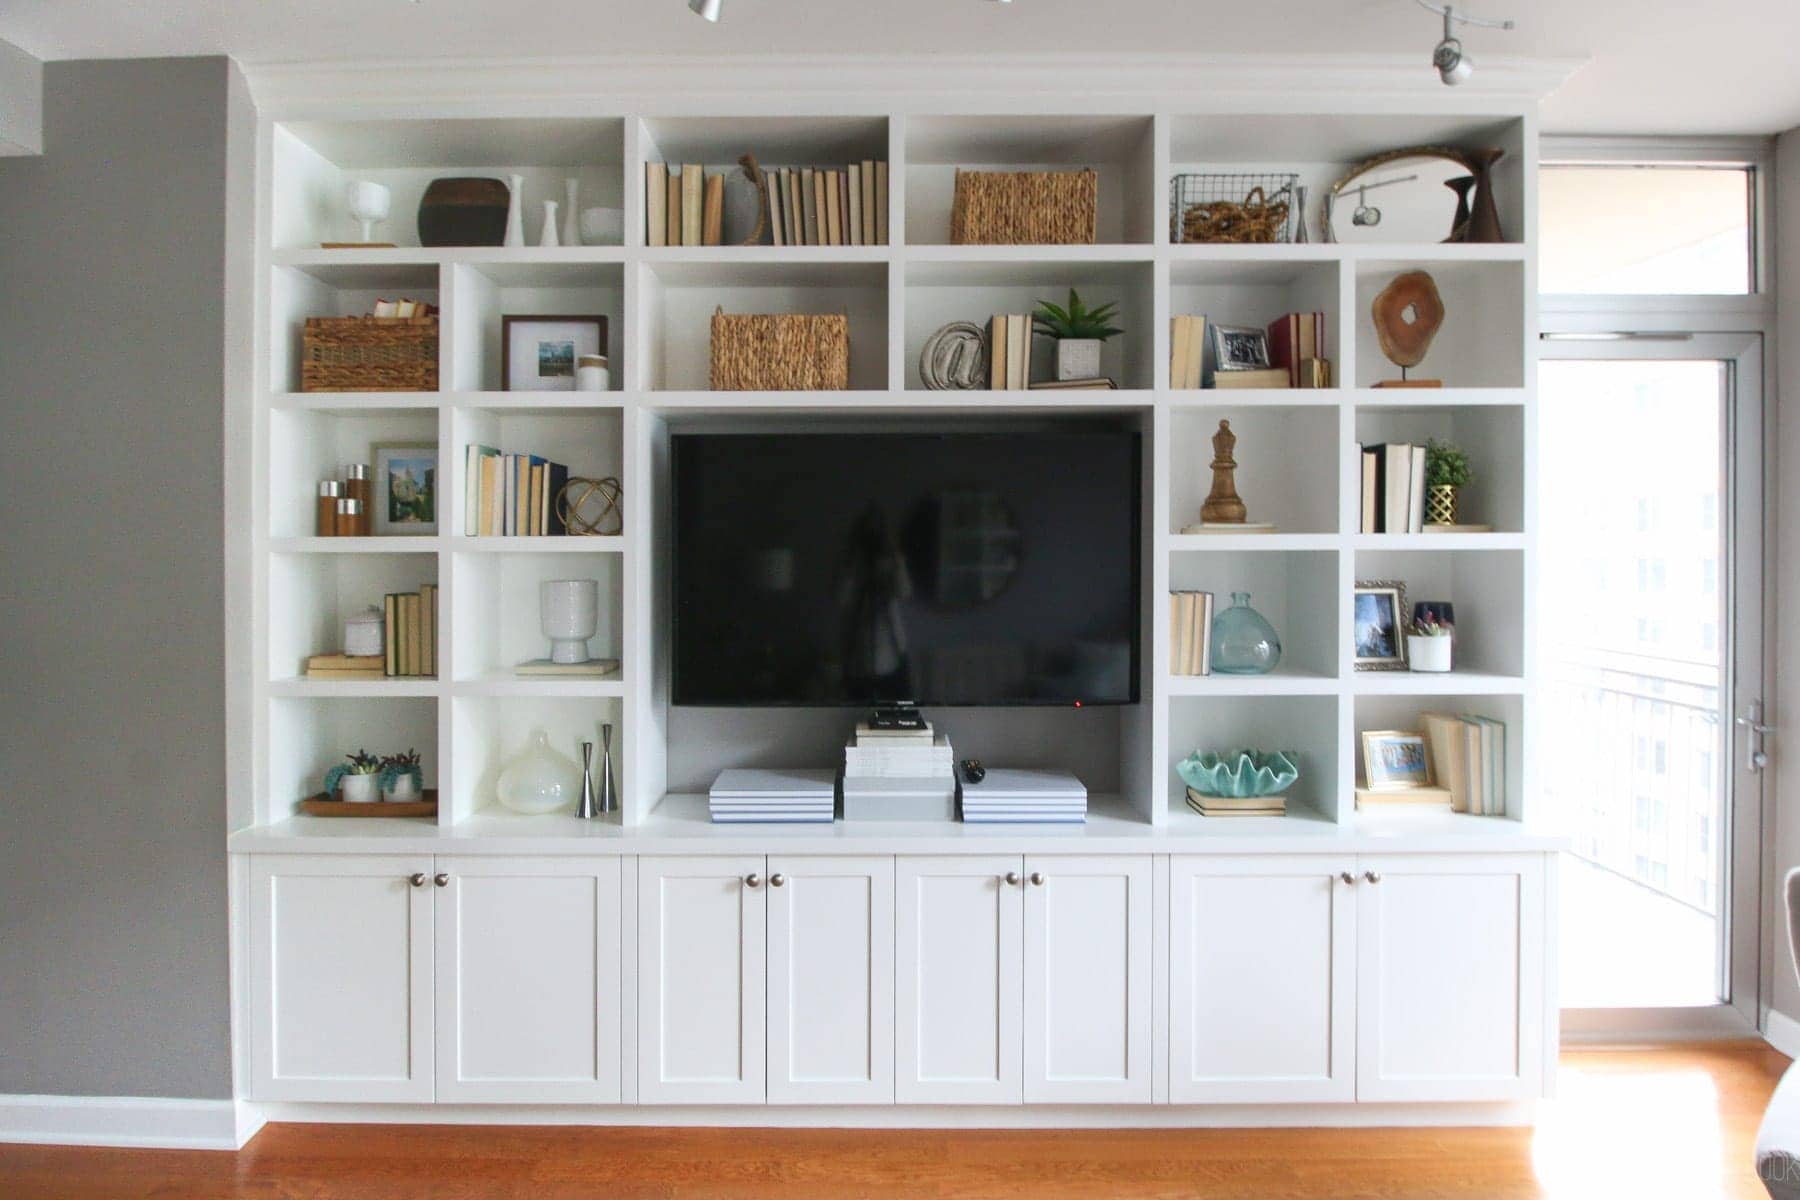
[300,788,438,818]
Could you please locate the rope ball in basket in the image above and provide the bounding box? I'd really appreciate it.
[1181,186,1291,244]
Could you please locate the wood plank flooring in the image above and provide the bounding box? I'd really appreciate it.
[0,1043,1788,1199]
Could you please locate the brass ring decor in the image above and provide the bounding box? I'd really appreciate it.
[556,476,623,536]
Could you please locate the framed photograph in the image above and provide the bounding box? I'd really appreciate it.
[1210,323,1271,371]
[502,315,607,392]
[371,441,438,535]
[1353,580,1408,670]
[1362,729,1436,790]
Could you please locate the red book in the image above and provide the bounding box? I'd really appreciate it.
[1267,312,1301,387]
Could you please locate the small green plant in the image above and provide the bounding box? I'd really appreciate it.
[380,749,422,771]
[344,749,382,775]
[1032,289,1123,342]
[1425,439,1473,489]
[1408,613,1452,637]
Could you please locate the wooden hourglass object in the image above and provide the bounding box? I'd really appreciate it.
[1370,269,1445,389]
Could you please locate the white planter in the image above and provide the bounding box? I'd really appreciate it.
[1408,635,1453,672]
[1054,338,1102,381]
[340,773,380,804]
[382,774,421,802]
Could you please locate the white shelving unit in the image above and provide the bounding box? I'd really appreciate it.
[244,101,1537,841]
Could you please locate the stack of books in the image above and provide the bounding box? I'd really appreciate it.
[708,768,837,824]
[1169,315,1206,389]
[383,584,437,677]
[646,161,889,248]
[1185,787,1286,818]
[1425,712,1507,815]
[842,722,955,821]
[1357,441,1427,534]
[1267,311,1331,388]
[1169,590,1215,676]
[961,768,1087,824]
[464,446,571,537]
[987,314,1036,390]
[303,653,385,681]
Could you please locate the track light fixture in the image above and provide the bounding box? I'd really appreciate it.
[1414,0,1515,86]
[689,0,722,21]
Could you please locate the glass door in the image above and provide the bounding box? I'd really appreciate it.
[1539,334,1764,1029]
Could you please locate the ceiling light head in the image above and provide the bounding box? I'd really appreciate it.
[689,0,722,21]
[1414,0,1515,86]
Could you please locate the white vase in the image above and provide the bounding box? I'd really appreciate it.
[341,773,380,804]
[496,730,581,815]
[503,173,525,247]
[1055,338,1102,381]
[561,178,580,246]
[1408,634,1453,672]
[540,200,560,247]
[541,578,599,663]
[382,773,421,802]
[580,206,625,246]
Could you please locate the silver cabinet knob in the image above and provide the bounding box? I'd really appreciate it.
[409,872,427,888]
[1029,871,1045,886]
[1004,871,1021,886]
[745,873,762,888]
[1340,871,1356,885]
[434,873,449,888]
[1364,871,1382,884]
[769,873,786,887]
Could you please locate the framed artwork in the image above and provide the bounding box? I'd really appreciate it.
[1353,580,1408,670]
[371,441,438,535]
[502,315,607,392]
[1209,323,1271,371]
[1362,729,1435,791]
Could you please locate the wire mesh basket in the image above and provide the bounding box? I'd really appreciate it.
[1170,172,1300,244]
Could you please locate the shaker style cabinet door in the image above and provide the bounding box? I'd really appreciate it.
[250,855,435,1103]
[1168,855,1356,1104]
[637,855,767,1104]
[435,856,623,1104]
[1355,853,1545,1102]
[1022,855,1153,1104]
[895,855,1024,1104]
[766,855,895,1104]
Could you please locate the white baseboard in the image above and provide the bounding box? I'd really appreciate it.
[1767,1008,1800,1059]
[0,1094,239,1150]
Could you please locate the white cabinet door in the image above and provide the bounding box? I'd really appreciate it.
[637,855,766,1104]
[1356,853,1545,1102]
[1168,855,1355,1104]
[250,855,434,1102]
[1022,855,1152,1104]
[895,855,1022,1104]
[767,856,895,1104]
[435,856,623,1104]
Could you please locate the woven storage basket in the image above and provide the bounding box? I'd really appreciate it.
[709,310,850,391]
[301,316,439,392]
[950,169,1098,245]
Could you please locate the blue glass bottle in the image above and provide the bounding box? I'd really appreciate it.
[1211,591,1282,675]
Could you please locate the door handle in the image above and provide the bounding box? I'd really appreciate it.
[1004,871,1021,886]
[1340,871,1356,885]
[408,873,427,888]
[744,873,762,888]
[1737,701,1773,771]
[434,873,449,888]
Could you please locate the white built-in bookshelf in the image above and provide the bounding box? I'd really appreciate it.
[246,105,1536,841]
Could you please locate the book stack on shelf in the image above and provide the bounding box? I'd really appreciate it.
[842,722,955,821]
[987,314,1035,390]
[962,768,1087,824]
[303,653,385,681]
[645,160,888,247]
[465,445,571,536]
[1267,311,1330,388]
[1184,788,1285,818]
[1358,441,1428,534]
[1169,589,1214,676]
[1169,315,1206,389]
[383,584,437,678]
[1356,714,1507,815]
[707,768,836,824]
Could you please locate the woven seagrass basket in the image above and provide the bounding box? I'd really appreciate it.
[950,169,1098,245]
[301,316,439,392]
[709,309,850,391]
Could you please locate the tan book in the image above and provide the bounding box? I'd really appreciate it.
[1420,712,1470,812]
[989,314,1007,390]
[847,163,863,246]
[529,464,545,536]
[702,172,724,246]
[514,657,622,678]
[1183,315,1206,389]
[666,165,684,247]
[1027,378,1116,390]
[825,170,842,245]
[860,159,876,245]
[801,168,819,246]
[307,653,385,671]
[767,168,785,247]
[1170,316,1192,390]
[403,593,422,677]
[1300,357,1331,388]
[1187,788,1288,812]
[1212,367,1289,390]
[681,164,703,248]
[784,169,801,246]
[384,594,399,677]
[425,583,438,677]
[1355,785,1454,810]
[1006,313,1027,390]
[645,162,668,247]
[875,161,888,244]
[839,170,851,244]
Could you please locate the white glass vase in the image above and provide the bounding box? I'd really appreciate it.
[496,730,581,815]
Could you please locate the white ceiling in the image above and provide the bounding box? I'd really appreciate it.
[1,0,1795,135]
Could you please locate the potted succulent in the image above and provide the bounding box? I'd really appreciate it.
[324,749,383,804]
[1032,288,1123,382]
[380,748,424,802]
[1424,438,1473,527]
[1406,610,1454,673]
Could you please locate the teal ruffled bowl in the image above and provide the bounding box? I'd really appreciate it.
[1176,749,1300,798]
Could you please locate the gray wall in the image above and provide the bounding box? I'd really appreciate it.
[1773,127,1800,1027]
[0,57,233,1099]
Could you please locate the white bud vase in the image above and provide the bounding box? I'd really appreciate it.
[503,173,525,248]
[540,200,560,247]
[561,178,580,246]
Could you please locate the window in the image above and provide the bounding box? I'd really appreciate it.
[1540,165,1753,294]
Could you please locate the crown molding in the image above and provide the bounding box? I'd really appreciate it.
[243,52,1581,116]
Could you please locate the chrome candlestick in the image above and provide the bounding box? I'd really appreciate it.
[577,741,598,819]
[598,723,617,815]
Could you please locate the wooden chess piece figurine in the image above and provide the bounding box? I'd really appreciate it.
[1200,419,1248,524]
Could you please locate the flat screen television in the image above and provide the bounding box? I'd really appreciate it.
[672,430,1141,707]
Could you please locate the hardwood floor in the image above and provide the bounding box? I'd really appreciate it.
[0,1043,1788,1200]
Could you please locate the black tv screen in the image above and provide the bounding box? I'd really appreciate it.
[672,431,1141,707]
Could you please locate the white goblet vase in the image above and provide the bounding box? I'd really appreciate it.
[540,579,599,664]
[346,180,391,244]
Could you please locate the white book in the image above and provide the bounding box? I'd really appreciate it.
[1408,444,1428,533]
[1383,443,1412,535]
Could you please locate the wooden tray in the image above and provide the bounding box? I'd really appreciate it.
[301,788,438,818]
